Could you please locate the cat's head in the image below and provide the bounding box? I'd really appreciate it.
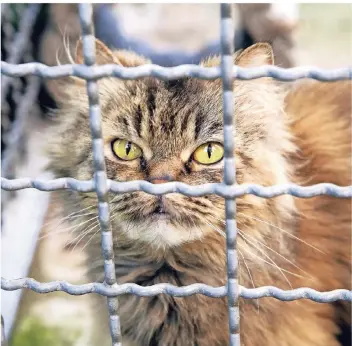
[49,39,296,249]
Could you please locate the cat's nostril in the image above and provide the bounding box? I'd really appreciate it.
[151,179,168,184]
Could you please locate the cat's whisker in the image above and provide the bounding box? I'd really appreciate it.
[239,234,304,289]
[239,212,325,254]
[238,230,295,289]
[38,227,77,241]
[207,220,298,287]
[239,243,302,283]
[65,221,98,247]
[42,201,121,246]
[237,227,311,279]
[41,204,96,229]
[68,220,101,252]
[38,215,99,242]
[48,211,98,231]
[214,215,312,279]
[67,212,97,220]
[206,221,226,238]
[81,211,123,252]
[81,228,100,251]
[211,216,228,228]
[108,210,121,226]
[206,218,305,283]
[238,249,259,313]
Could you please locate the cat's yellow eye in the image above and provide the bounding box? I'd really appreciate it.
[193,142,224,165]
[112,139,142,161]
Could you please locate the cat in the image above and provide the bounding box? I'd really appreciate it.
[47,39,351,346]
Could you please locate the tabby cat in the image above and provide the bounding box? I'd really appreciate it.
[48,39,351,346]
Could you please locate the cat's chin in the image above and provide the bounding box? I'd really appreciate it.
[118,217,206,248]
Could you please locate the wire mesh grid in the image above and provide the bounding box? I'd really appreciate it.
[1,4,352,346]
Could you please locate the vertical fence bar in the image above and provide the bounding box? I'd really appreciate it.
[78,4,121,346]
[220,4,240,346]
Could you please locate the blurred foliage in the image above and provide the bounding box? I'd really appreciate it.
[10,317,80,346]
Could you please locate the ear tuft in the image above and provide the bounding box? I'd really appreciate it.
[112,50,151,67]
[235,43,274,67]
[75,38,121,65]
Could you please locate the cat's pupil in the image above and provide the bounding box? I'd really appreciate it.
[207,143,212,158]
[125,141,132,156]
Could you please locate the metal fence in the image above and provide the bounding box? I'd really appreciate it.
[1,3,352,346]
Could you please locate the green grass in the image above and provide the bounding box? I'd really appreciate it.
[10,317,80,346]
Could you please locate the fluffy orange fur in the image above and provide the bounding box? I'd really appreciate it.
[46,39,351,345]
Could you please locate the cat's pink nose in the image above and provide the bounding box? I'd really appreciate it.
[149,176,173,184]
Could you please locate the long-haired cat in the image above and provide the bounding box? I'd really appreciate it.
[47,39,351,346]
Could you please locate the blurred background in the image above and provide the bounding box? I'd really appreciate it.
[1,3,351,346]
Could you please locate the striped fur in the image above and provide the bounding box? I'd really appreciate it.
[47,40,351,346]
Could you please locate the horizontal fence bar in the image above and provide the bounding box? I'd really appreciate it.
[1,177,351,198]
[2,278,351,302]
[1,61,351,81]
[240,287,352,302]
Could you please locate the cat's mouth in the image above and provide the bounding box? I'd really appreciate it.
[149,196,171,221]
[119,194,208,246]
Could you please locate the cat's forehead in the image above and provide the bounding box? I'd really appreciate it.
[102,78,224,153]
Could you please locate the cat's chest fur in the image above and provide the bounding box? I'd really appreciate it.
[102,243,230,346]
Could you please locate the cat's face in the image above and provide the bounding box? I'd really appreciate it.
[49,40,295,249]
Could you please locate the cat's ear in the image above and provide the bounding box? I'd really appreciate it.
[110,50,151,67]
[75,38,150,67]
[51,38,150,104]
[235,43,274,67]
[201,43,274,68]
[74,38,121,65]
